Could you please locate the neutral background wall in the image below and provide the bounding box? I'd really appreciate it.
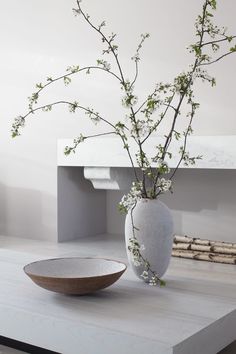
[0,0,236,242]
[107,169,236,242]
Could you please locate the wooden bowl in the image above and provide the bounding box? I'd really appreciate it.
[24,257,127,295]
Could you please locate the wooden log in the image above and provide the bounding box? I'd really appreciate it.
[174,235,236,249]
[173,242,236,255]
[172,249,236,265]
[210,246,236,255]
[173,243,209,252]
[174,235,195,244]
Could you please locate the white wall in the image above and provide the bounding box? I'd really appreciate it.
[0,0,236,241]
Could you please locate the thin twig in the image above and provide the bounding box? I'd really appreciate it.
[34,65,121,99]
[200,51,235,66]
[77,0,125,82]
[85,131,116,139]
[140,92,176,145]
[201,35,236,47]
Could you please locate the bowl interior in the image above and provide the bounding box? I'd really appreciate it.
[24,257,126,278]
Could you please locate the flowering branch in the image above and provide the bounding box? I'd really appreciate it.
[64,131,117,155]
[130,33,150,88]
[11,0,236,286]
[129,202,165,286]
[12,101,116,138]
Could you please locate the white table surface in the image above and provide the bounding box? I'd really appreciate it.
[0,234,235,354]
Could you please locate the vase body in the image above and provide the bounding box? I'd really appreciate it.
[125,199,174,280]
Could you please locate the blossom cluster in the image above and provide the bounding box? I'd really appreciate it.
[64,134,85,155]
[131,119,151,138]
[128,238,144,267]
[121,80,138,108]
[11,116,25,138]
[128,238,165,286]
[157,178,172,192]
[119,182,143,213]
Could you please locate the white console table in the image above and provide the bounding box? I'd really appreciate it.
[57,136,236,242]
[0,235,235,354]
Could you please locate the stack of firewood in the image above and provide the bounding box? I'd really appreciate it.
[172,235,236,265]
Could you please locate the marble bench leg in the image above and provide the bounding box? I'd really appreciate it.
[57,166,106,242]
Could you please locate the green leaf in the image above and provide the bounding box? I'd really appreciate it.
[159,279,166,287]
[209,0,217,10]
[36,83,44,89]
[230,45,236,52]
[63,76,72,86]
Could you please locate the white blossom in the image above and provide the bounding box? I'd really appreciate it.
[158,178,172,192]
[14,116,25,127]
[131,120,151,138]
[11,116,26,137]
[73,134,85,145]
[140,270,149,280]
[119,182,142,212]
[133,258,142,267]
[122,94,138,108]
[64,134,85,155]
[128,238,142,267]
[149,276,158,286]
[157,160,170,173]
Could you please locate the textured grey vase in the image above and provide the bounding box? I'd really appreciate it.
[125,199,174,280]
